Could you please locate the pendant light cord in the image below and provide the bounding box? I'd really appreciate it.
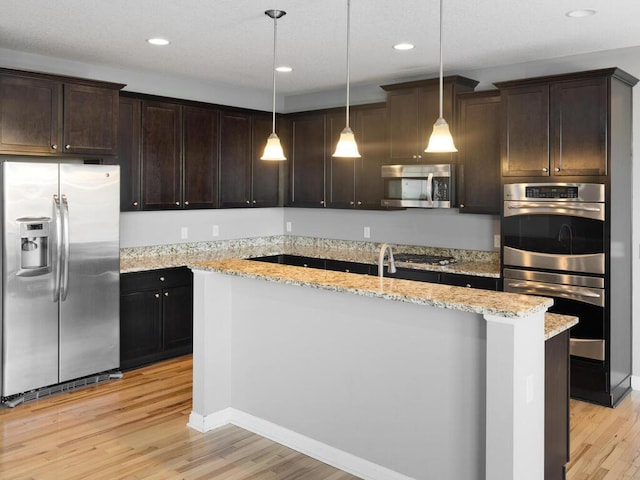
[271,15,278,134]
[345,0,351,129]
[438,0,444,119]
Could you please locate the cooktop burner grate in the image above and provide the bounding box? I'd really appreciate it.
[393,253,457,266]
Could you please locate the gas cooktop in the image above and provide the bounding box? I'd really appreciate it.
[393,253,457,266]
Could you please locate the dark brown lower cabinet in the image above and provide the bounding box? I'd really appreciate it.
[545,330,570,480]
[120,267,193,370]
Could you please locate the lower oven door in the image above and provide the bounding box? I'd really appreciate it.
[503,269,605,361]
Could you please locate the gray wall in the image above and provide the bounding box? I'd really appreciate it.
[2,44,639,383]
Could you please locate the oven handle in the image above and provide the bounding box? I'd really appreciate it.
[507,203,601,213]
[505,281,602,299]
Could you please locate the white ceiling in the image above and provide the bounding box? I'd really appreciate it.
[1,0,639,96]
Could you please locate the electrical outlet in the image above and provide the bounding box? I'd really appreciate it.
[363,226,371,239]
[212,225,219,237]
[286,221,292,233]
[494,234,500,249]
[181,227,188,240]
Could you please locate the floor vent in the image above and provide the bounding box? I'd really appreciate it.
[2,371,122,408]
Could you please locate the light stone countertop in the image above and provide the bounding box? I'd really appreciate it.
[544,313,579,340]
[191,258,552,319]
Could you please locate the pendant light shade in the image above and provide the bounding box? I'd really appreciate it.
[425,0,457,153]
[261,9,287,161]
[333,0,361,158]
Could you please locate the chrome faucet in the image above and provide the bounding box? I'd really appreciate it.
[378,243,396,278]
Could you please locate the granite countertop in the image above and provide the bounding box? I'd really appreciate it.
[544,312,579,340]
[120,236,501,278]
[191,258,551,319]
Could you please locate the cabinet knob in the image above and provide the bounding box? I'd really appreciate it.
[320,200,325,205]
[51,144,58,150]
[465,283,472,288]
[175,202,180,206]
[65,144,71,150]
[184,201,190,206]
[246,200,250,204]
[155,293,160,298]
[459,203,465,208]
[164,292,169,297]
[132,201,138,207]
[555,167,561,172]
[357,201,362,206]
[418,154,422,159]
[350,201,354,205]
[159,276,165,282]
[542,167,548,172]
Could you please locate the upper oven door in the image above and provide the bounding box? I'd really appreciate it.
[502,200,605,273]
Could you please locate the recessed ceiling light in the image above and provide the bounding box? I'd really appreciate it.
[147,38,170,46]
[566,9,597,18]
[393,43,415,51]
[276,66,293,73]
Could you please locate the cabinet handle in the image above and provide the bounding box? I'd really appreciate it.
[132,201,138,207]
[51,144,58,150]
[164,292,169,297]
[155,293,160,298]
[159,276,165,282]
[184,201,190,206]
[465,284,472,288]
[542,167,548,172]
[555,167,561,172]
[65,144,71,150]
[175,202,180,206]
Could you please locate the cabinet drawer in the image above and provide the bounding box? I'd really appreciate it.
[121,267,192,293]
[439,273,499,291]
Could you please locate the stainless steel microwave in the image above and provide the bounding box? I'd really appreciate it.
[381,164,454,208]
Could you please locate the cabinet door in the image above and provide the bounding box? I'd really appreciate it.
[387,88,421,161]
[439,272,499,290]
[120,290,162,369]
[141,101,182,209]
[63,83,119,155]
[0,75,61,154]
[550,77,608,176]
[162,284,194,352]
[290,114,326,207]
[326,111,357,208]
[501,85,550,177]
[457,92,501,214]
[354,105,388,209]
[183,106,219,208]
[251,113,281,207]
[219,111,252,207]
[118,97,142,211]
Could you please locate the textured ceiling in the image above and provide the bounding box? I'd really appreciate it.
[1,0,639,96]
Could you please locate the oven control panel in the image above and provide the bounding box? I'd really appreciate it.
[525,185,578,199]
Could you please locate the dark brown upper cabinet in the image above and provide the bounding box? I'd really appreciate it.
[219,111,252,207]
[456,91,501,214]
[183,106,219,209]
[0,68,122,156]
[289,113,327,207]
[496,68,638,179]
[141,101,182,210]
[117,96,142,211]
[326,104,389,209]
[381,76,478,164]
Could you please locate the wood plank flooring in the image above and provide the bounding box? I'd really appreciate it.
[1,354,638,479]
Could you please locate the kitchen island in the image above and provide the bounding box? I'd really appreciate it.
[187,257,556,480]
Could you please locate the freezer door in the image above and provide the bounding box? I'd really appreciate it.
[1,161,60,397]
[58,164,120,381]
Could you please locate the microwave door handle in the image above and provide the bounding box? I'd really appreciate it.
[506,282,601,299]
[426,173,433,207]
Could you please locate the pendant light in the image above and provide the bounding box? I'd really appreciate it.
[333,0,361,158]
[261,9,287,161]
[425,0,457,153]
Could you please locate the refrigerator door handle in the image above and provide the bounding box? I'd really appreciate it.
[53,195,62,302]
[60,194,70,301]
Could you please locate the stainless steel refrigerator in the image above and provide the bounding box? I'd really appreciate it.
[1,160,120,402]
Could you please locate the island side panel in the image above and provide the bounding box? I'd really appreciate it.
[194,271,487,480]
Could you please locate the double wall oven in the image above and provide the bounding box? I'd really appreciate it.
[501,183,626,406]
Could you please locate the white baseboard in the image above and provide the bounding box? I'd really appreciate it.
[631,375,640,391]
[187,408,414,480]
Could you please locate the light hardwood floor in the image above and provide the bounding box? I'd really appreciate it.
[1,355,638,480]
